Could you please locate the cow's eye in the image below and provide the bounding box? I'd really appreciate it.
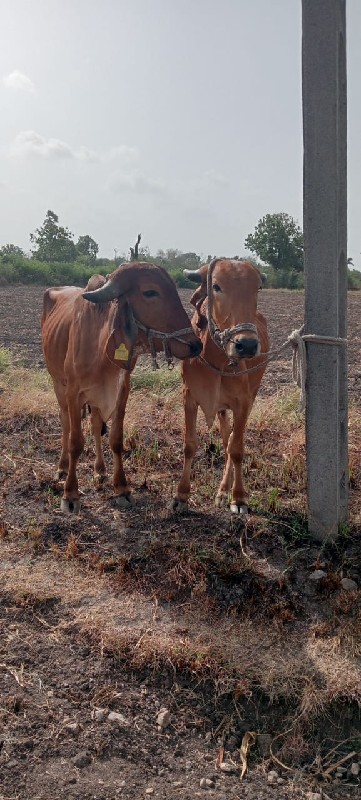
[212,284,222,293]
[142,290,159,298]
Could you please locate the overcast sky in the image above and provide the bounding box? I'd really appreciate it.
[1,0,360,266]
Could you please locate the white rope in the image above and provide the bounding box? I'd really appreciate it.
[287,328,347,411]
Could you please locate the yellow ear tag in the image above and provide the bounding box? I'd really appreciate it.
[114,343,129,360]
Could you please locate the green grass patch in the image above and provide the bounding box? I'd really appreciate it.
[0,347,12,373]
[131,364,182,393]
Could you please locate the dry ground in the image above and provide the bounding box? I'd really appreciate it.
[1,286,361,800]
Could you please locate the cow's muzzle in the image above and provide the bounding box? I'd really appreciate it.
[234,337,260,359]
[188,339,202,357]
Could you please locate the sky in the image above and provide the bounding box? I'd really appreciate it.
[1,0,360,266]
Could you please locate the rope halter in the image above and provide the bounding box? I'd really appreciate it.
[134,319,195,370]
[205,258,259,358]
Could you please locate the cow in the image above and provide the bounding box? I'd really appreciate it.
[42,262,202,513]
[170,258,269,516]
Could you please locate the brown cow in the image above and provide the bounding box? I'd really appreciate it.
[171,258,269,515]
[42,262,202,512]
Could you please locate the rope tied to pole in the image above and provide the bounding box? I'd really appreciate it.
[288,328,347,411]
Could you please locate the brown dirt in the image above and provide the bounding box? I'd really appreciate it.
[1,286,361,800]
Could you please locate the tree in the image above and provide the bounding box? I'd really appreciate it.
[76,235,99,262]
[130,233,142,261]
[30,210,76,262]
[245,212,304,272]
[0,244,26,258]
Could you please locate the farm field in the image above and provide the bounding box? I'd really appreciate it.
[1,286,361,800]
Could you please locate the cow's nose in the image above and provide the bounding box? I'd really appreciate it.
[189,339,202,357]
[235,338,259,358]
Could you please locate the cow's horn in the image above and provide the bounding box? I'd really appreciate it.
[183,269,202,282]
[83,279,119,304]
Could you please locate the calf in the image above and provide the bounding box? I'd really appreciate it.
[171,258,269,515]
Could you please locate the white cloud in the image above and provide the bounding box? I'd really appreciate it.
[10,130,75,159]
[106,145,138,162]
[9,131,138,163]
[108,172,168,196]
[3,70,35,93]
[75,145,99,162]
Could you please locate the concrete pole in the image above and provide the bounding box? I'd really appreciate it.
[302,0,348,540]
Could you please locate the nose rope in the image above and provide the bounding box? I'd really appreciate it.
[215,322,259,348]
[135,319,195,370]
[206,257,258,353]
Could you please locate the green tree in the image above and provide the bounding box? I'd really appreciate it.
[30,210,76,262]
[0,244,26,258]
[76,235,99,262]
[245,212,304,273]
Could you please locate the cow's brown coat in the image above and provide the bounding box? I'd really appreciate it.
[172,259,269,515]
[42,262,201,512]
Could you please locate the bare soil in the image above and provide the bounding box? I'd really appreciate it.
[1,286,361,800]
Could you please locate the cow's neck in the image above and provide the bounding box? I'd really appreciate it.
[200,328,231,370]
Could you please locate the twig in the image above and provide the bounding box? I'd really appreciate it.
[322,736,360,768]
[270,726,299,773]
[323,750,357,776]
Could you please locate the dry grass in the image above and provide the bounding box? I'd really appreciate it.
[0,348,55,416]
[1,360,361,767]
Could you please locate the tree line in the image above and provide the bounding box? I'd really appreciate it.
[1,210,360,290]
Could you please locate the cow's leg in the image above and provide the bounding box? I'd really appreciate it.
[109,371,132,508]
[56,405,70,479]
[90,407,107,484]
[215,410,233,508]
[170,388,198,512]
[52,382,70,479]
[226,403,250,516]
[61,397,84,513]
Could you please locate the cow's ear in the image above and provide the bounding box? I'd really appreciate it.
[190,285,206,308]
[189,286,208,330]
[106,299,138,368]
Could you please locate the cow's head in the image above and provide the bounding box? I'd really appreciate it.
[185,259,265,363]
[83,262,202,364]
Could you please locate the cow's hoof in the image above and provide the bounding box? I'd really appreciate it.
[114,494,133,509]
[169,498,188,514]
[215,493,228,508]
[60,498,80,514]
[230,502,249,516]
